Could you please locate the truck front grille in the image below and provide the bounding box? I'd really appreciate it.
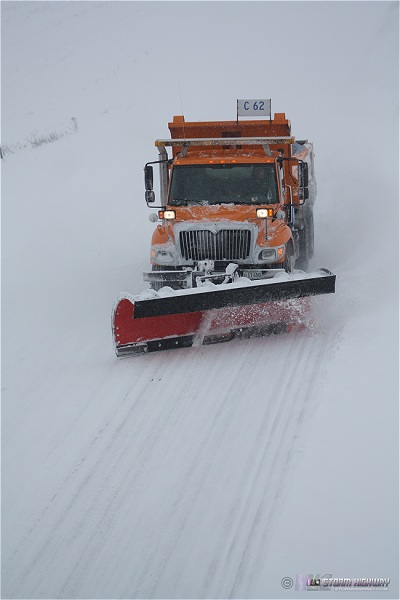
[179,229,251,261]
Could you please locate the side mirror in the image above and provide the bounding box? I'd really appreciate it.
[145,190,155,203]
[144,165,155,203]
[144,164,154,191]
[298,162,309,200]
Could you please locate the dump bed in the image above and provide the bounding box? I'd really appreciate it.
[167,113,294,159]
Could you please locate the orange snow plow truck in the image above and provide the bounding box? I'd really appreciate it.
[113,101,335,356]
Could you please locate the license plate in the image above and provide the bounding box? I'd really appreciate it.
[242,270,263,280]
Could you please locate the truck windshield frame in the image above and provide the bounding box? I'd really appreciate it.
[168,163,279,206]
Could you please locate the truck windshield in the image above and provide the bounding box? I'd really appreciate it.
[169,163,278,206]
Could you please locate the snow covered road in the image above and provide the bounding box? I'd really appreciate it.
[3,310,337,598]
[2,2,398,599]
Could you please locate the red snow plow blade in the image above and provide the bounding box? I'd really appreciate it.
[112,269,335,356]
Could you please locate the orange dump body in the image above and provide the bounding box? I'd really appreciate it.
[168,113,292,152]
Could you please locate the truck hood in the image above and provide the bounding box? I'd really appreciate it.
[152,204,290,249]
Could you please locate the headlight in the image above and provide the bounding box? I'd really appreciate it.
[155,250,174,264]
[151,242,177,265]
[158,210,176,220]
[258,244,285,262]
[259,248,276,260]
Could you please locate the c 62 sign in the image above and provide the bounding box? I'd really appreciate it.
[237,98,271,117]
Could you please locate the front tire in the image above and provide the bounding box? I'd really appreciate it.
[296,210,314,270]
[283,242,295,273]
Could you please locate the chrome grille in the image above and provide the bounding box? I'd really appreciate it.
[179,229,251,261]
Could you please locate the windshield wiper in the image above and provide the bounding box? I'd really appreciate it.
[170,198,209,206]
[170,198,189,206]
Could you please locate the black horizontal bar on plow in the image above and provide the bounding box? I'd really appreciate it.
[134,271,336,319]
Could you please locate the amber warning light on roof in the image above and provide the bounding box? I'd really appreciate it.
[237,98,271,117]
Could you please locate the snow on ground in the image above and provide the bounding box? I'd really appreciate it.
[2,2,398,599]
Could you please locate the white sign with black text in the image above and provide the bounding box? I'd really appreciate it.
[237,99,271,117]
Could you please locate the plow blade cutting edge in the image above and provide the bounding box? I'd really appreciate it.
[112,269,335,356]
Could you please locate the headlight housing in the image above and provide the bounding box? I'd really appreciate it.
[158,210,176,220]
[258,244,285,262]
[151,242,177,265]
[256,208,274,218]
[155,250,174,264]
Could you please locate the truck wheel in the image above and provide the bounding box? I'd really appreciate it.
[283,242,295,273]
[296,230,309,270]
[296,211,314,269]
[307,212,314,258]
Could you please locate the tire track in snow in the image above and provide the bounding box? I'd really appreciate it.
[4,327,333,600]
[197,334,305,596]
[4,355,187,598]
[122,336,301,598]
[95,348,246,598]
[50,342,258,598]
[227,332,331,598]
[145,331,330,599]
[8,348,226,598]
[57,350,211,597]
